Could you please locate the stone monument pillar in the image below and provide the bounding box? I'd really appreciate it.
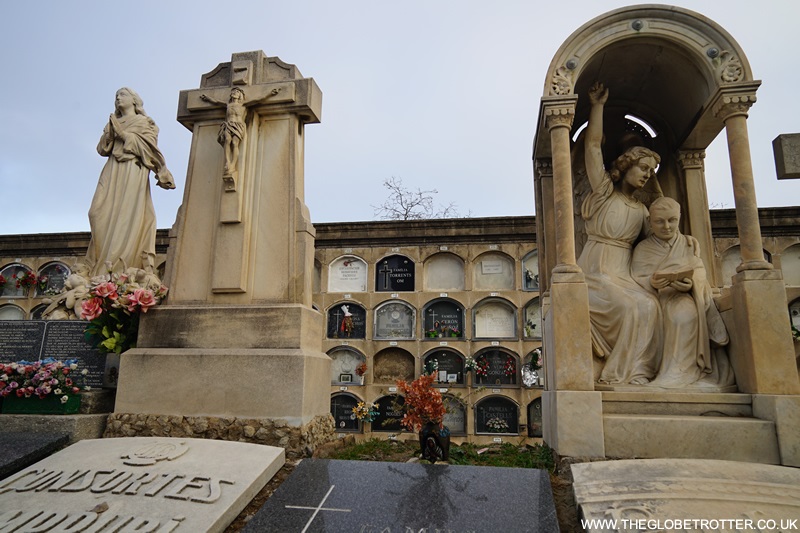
[111,52,333,454]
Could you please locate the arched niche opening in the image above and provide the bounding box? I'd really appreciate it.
[473,348,519,387]
[328,255,367,293]
[524,297,542,340]
[780,244,800,287]
[721,245,772,287]
[375,254,415,292]
[0,304,25,320]
[527,398,543,438]
[1,263,33,299]
[326,302,367,339]
[423,348,465,386]
[473,298,517,339]
[473,252,514,291]
[424,252,465,291]
[35,262,71,297]
[372,394,406,432]
[374,300,416,340]
[327,347,366,385]
[373,347,415,384]
[474,396,519,435]
[422,298,464,340]
[522,250,540,292]
[330,393,362,433]
[443,395,467,435]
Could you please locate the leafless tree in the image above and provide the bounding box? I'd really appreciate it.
[372,176,466,220]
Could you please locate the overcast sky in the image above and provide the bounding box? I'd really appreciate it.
[1,1,798,235]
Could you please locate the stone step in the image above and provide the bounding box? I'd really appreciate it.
[602,391,752,417]
[603,413,780,464]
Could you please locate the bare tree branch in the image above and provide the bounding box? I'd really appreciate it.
[372,176,467,220]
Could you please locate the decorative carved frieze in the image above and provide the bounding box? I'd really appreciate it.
[677,151,706,170]
[535,158,554,179]
[550,66,573,96]
[544,106,575,131]
[711,92,757,121]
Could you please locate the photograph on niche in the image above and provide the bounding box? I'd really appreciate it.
[339,374,353,383]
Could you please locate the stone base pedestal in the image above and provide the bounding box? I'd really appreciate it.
[728,270,800,394]
[546,272,593,390]
[542,390,604,457]
[753,394,800,467]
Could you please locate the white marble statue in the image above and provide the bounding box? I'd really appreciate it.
[579,82,663,385]
[85,88,175,277]
[632,197,734,388]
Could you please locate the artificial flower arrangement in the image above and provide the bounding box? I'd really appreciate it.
[351,400,379,423]
[0,358,89,402]
[355,362,368,377]
[0,274,6,292]
[395,373,447,432]
[527,348,543,372]
[13,270,37,290]
[81,272,168,354]
[485,416,510,433]
[503,356,516,377]
[475,356,489,378]
[464,356,477,373]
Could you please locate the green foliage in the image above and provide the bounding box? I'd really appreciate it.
[328,438,555,472]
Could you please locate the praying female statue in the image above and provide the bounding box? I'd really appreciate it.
[579,82,662,385]
[85,88,175,277]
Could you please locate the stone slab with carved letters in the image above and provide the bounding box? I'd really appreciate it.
[572,458,800,532]
[0,437,284,532]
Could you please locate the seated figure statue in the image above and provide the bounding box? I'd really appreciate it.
[631,197,734,388]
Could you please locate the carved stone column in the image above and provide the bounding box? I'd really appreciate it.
[712,89,771,272]
[534,158,556,291]
[545,106,581,273]
[710,85,800,395]
[677,151,718,287]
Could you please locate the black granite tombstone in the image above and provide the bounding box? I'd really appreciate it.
[375,255,415,292]
[330,394,360,432]
[242,459,558,532]
[423,300,464,339]
[0,321,106,388]
[371,395,405,432]
[424,350,464,384]
[326,303,366,339]
[0,432,69,480]
[475,350,516,386]
[475,396,519,434]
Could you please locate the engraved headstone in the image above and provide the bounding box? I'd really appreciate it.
[474,302,516,338]
[374,302,415,339]
[0,437,284,533]
[528,398,543,438]
[424,350,464,384]
[475,396,519,434]
[329,348,364,384]
[442,396,466,434]
[375,255,415,292]
[242,459,558,532]
[0,321,107,388]
[473,254,514,290]
[328,256,367,293]
[475,350,517,386]
[371,395,405,432]
[423,300,463,339]
[326,303,366,339]
[330,394,360,432]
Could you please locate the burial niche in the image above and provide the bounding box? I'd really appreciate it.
[328,347,366,385]
[781,244,800,286]
[790,298,800,333]
[442,395,467,435]
[527,398,543,438]
[374,300,416,339]
[35,262,70,297]
[423,349,465,385]
[372,394,406,432]
[522,250,540,291]
[31,304,49,320]
[720,245,772,287]
[422,299,464,339]
[423,252,465,291]
[473,252,514,291]
[326,302,366,339]
[475,396,519,435]
[330,393,361,432]
[328,255,368,293]
[0,264,32,299]
[0,304,25,320]
[473,298,516,339]
[474,349,518,386]
[373,347,415,384]
[375,254,415,292]
[524,298,543,340]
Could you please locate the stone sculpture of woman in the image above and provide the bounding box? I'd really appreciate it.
[579,82,662,385]
[85,88,175,277]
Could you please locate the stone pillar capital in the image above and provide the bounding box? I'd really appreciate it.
[544,106,576,131]
[535,158,554,179]
[710,83,760,122]
[677,150,706,170]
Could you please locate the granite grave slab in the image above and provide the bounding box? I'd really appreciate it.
[243,459,558,532]
[0,437,284,532]
[0,432,69,481]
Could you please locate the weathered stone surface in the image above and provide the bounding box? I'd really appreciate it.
[0,437,284,533]
[104,413,335,460]
[573,458,800,532]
